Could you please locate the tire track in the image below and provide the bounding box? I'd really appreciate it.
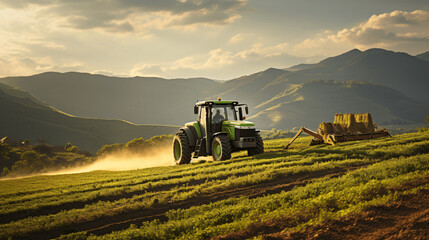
[15,165,367,240]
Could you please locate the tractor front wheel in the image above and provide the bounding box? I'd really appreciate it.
[173,132,192,165]
[211,135,231,161]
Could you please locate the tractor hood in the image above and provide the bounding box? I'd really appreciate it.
[222,120,255,128]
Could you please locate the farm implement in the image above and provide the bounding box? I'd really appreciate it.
[284,113,391,149]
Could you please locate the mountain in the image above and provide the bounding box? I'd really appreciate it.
[210,48,429,128]
[203,48,429,106]
[0,48,428,132]
[205,68,291,108]
[284,63,317,71]
[0,72,218,125]
[416,51,429,62]
[248,80,427,130]
[0,83,179,153]
[266,48,429,103]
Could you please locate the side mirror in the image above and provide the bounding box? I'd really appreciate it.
[194,106,198,114]
[245,106,249,115]
[238,107,243,120]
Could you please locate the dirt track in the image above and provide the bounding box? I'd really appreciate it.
[16,166,361,240]
[11,167,428,240]
[213,177,429,240]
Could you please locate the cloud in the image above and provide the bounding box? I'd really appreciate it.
[336,10,429,44]
[129,64,166,77]
[0,0,248,33]
[129,43,304,79]
[230,33,244,43]
[294,10,429,57]
[169,43,294,71]
[0,56,83,77]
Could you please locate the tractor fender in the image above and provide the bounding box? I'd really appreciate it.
[180,127,196,147]
[212,132,228,140]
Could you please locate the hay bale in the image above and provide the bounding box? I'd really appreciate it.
[318,122,331,135]
[353,113,374,133]
[321,113,375,136]
[355,113,374,131]
[318,122,345,135]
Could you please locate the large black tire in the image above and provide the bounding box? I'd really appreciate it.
[173,132,192,165]
[211,135,231,161]
[248,133,264,156]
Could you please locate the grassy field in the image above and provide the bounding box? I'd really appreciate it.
[0,131,428,240]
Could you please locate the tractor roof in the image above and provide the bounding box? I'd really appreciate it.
[195,100,239,106]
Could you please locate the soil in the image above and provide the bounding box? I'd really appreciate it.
[212,177,429,240]
[10,168,428,240]
[14,166,360,240]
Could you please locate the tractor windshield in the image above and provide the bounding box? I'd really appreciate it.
[212,105,237,123]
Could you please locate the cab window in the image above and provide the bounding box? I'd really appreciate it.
[212,105,236,123]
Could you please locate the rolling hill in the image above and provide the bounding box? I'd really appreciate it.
[0,48,427,132]
[416,51,429,62]
[243,48,429,103]
[0,72,217,126]
[0,83,179,153]
[248,80,427,129]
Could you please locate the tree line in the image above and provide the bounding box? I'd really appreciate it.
[0,135,173,177]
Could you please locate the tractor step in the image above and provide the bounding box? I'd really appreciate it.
[193,138,203,158]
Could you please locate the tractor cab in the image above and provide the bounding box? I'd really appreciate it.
[194,100,247,134]
[173,99,264,165]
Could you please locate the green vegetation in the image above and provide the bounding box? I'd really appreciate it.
[93,156,426,240]
[0,131,427,240]
[416,114,429,132]
[95,135,172,158]
[260,128,296,139]
[0,135,172,178]
[0,141,94,178]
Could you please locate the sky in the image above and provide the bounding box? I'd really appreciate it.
[0,0,428,80]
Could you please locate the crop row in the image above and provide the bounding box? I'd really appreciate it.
[0,155,377,238]
[1,132,426,199]
[66,154,428,240]
[0,131,427,239]
[2,132,426,210]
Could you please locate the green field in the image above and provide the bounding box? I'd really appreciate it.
[0,131,428,240]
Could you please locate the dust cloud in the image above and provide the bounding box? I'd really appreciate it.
[0,146,175,180]
[46,146,175,175]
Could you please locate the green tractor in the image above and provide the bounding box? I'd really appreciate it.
[173,99,264,164]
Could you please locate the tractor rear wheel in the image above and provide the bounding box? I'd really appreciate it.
[248,132,264,156]
[211,135,231,161]
[173,132,192,165]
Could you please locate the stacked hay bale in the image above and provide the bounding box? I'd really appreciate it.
[318,113,375,136]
